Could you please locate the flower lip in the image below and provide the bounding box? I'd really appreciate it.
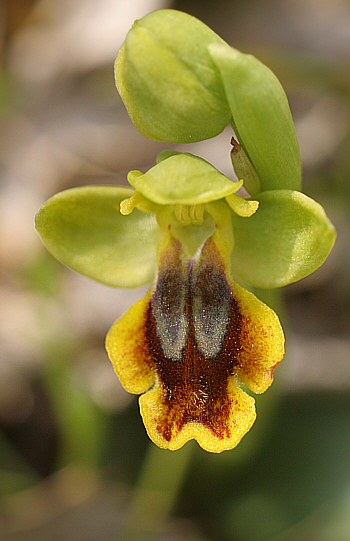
[127,153,242,206]
[145,236,244,443]
[106,230,285,452]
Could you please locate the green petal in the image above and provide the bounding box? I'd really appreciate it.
[35,186,159,288]
[208,44,302,194]
[127,153,241,205]
[230,190,336,288]
[115,10,231,143]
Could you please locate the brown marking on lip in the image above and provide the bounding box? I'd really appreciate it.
[143,236,243,443]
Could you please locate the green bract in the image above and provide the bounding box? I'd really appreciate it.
[115,10,231,143]
[208,44,302,194]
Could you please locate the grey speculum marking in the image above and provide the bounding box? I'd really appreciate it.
[152,267,188,361]
[192,263,231,359]
[152,258,231,362]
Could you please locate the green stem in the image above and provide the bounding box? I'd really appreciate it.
[121,441,194,540]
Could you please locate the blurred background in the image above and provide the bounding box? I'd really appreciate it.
[0,0,349,540]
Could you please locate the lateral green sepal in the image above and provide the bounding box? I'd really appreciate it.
[230,190,336,288]
[35,186,160,288]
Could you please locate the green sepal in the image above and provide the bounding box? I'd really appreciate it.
[230,190,336,288]
[127,153,242,205]
[35,186,160,288]
[115,9,231,143]
[208,43,302,194]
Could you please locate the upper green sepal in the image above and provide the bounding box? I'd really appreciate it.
[208,43,302,194]
[115,9,231,143]
[127,152,242,205]
[35,186,159,288]
[230,190,336,288]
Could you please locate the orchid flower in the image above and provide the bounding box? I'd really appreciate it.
[35,10,335,453]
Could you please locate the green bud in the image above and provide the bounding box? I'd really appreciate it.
[115,9,231,143]
[230,137,261,195]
